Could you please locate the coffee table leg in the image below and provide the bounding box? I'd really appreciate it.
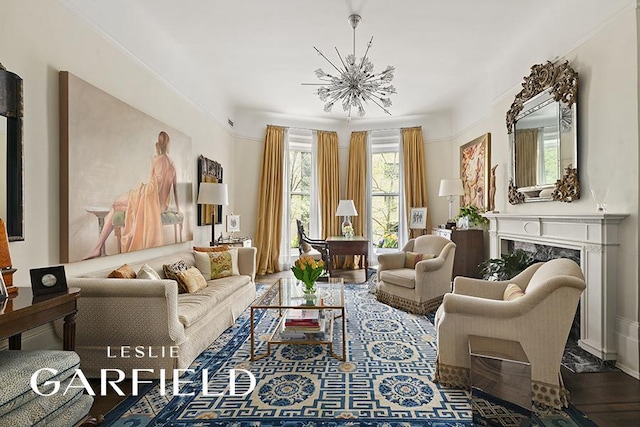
[250,307,255,361]
[341,307,346,361]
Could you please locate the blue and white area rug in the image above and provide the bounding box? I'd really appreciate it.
[102,284,595,426]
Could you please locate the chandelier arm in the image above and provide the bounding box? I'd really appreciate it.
[359,36,374,69]
[362,92,392,115]
[313,47,344,75]
[335,47,348,71]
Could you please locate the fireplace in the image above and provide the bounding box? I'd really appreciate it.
[485,213,627,362]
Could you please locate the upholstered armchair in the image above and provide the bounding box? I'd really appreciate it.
[376,235,456,314]
[434,258,586,409]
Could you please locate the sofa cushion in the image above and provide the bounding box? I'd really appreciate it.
[404,252,436,269]
[193,245,230,252]
[177,267,208,293]
[503,283,525,301]
[380,268,416,289]
[194,249,239,280]
[177,275,251,327]
[163,260,190,293]
[0,350,80,417]
[137,263,162,280]
[108,264,136,279]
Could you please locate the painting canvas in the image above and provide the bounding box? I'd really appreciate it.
[460,133,491,210]
[197,155,223,226]
[60,72,193,262]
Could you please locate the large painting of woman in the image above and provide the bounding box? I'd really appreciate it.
[460,133,491,210]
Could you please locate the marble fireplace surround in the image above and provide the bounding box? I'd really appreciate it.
[484,213,628,363]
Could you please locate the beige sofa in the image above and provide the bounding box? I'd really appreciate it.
[65,248,256,378]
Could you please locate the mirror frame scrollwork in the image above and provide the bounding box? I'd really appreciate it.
[506,60,579,204]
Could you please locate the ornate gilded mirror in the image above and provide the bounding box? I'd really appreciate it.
[0,63,24,240]
[506,61,578,204]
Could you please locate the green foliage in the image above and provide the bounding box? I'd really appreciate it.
[378,231,398,248]
[456,205,489,228]
[479,249,536,281]
[291,255,325,292]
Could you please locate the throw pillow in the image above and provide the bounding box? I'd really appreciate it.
[193,245,230,253]
[163,260,190,293]
[108,264,136,279]
[404,252,436,269]
[301,241,313,253]
[137,263,162,280]
[177,267,208,293]
[503,283,525,301]
[194,249,239,280]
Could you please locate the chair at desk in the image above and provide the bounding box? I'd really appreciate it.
[296,219,329,267]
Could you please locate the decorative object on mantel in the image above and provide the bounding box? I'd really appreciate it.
[487,164,498,212]
[590,188,609,212]
[302,14,396,121]
[506,61,579,204]
[551,166,580,202]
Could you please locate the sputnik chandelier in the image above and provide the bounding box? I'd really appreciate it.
[303,14,396,121]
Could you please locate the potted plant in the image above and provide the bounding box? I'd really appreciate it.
[456,205,489,229]
[479,249,536,281]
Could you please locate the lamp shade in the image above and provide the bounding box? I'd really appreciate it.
[197,182,228,205]
[336,200,358,216]
[438,179,464,197]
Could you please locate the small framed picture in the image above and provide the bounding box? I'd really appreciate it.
[227,215,240,233]
[30,265,68,297]
[409,207,428,229]
[0,274,7,301]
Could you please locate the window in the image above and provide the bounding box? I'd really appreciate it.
[369,130,403,256]
[289,147,311,248]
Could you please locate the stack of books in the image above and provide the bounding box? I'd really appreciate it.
[281,309,326,339]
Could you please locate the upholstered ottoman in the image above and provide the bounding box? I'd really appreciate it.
[0,350,93,426]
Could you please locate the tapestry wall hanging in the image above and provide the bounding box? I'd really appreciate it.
[197,155,223,226]
[59,72,193,262]
[460,133,491,210]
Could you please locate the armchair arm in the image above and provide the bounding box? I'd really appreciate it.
[453,276,509,300]
[377,252,406,271]
[441,293,526,319]
[237,247,257,280]
[67,278,186,345]
[415,256,445,273]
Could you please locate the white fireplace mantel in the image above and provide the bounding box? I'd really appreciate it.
[484,213,628,362]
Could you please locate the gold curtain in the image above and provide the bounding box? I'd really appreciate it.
[254,125,285,275]
[343,131,367,269]
[317,131,340,239]
[402,127,431,239]
[515,129,538,188]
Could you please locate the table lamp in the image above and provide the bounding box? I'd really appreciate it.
[438,179,464,228]
[335,200,358,237]
[197,182,228,245]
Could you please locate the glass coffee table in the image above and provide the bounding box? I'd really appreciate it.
[250,277,346,361]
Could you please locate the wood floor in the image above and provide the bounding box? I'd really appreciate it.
[89,269,640,426]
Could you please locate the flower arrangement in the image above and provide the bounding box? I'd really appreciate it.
[291,255,325,294]
[342,224,354,238]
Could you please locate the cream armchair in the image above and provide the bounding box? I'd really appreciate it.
[376,235,456,314]
[434,258,585,409]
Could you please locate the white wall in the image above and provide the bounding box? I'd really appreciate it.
[450,8,639,376]
[0,0,234,280]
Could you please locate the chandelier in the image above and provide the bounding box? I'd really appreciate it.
[303,14,396,121]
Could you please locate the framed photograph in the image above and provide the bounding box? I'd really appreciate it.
[0,274,7,301]
[460,133,491,210]
[227,215,240,233]
[409,207,427,229]
[30,265,68,297]
[197,155,223,226]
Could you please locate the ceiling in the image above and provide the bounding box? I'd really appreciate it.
[59,0,632,126]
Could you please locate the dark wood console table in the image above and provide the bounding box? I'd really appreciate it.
[326,236,369,275]
[0,287,80,350]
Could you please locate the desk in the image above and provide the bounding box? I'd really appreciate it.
[326,236,369,274]
[0,287,80,351]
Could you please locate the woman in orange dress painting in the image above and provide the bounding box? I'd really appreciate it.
[85,131,179,259]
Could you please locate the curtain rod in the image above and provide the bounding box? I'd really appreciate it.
[268,124,421,133]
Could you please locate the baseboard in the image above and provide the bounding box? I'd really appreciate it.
[0,322,61,351]
[615,316,640,379]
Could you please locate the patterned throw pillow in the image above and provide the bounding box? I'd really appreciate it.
[108,264,136,279]
[177,267,208,293]
[163,260,190,293]
[404,252,436,269]
[137,263,162,280]
[193,245,231,252]
[194,249,239,280]
[503,283,525,301]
